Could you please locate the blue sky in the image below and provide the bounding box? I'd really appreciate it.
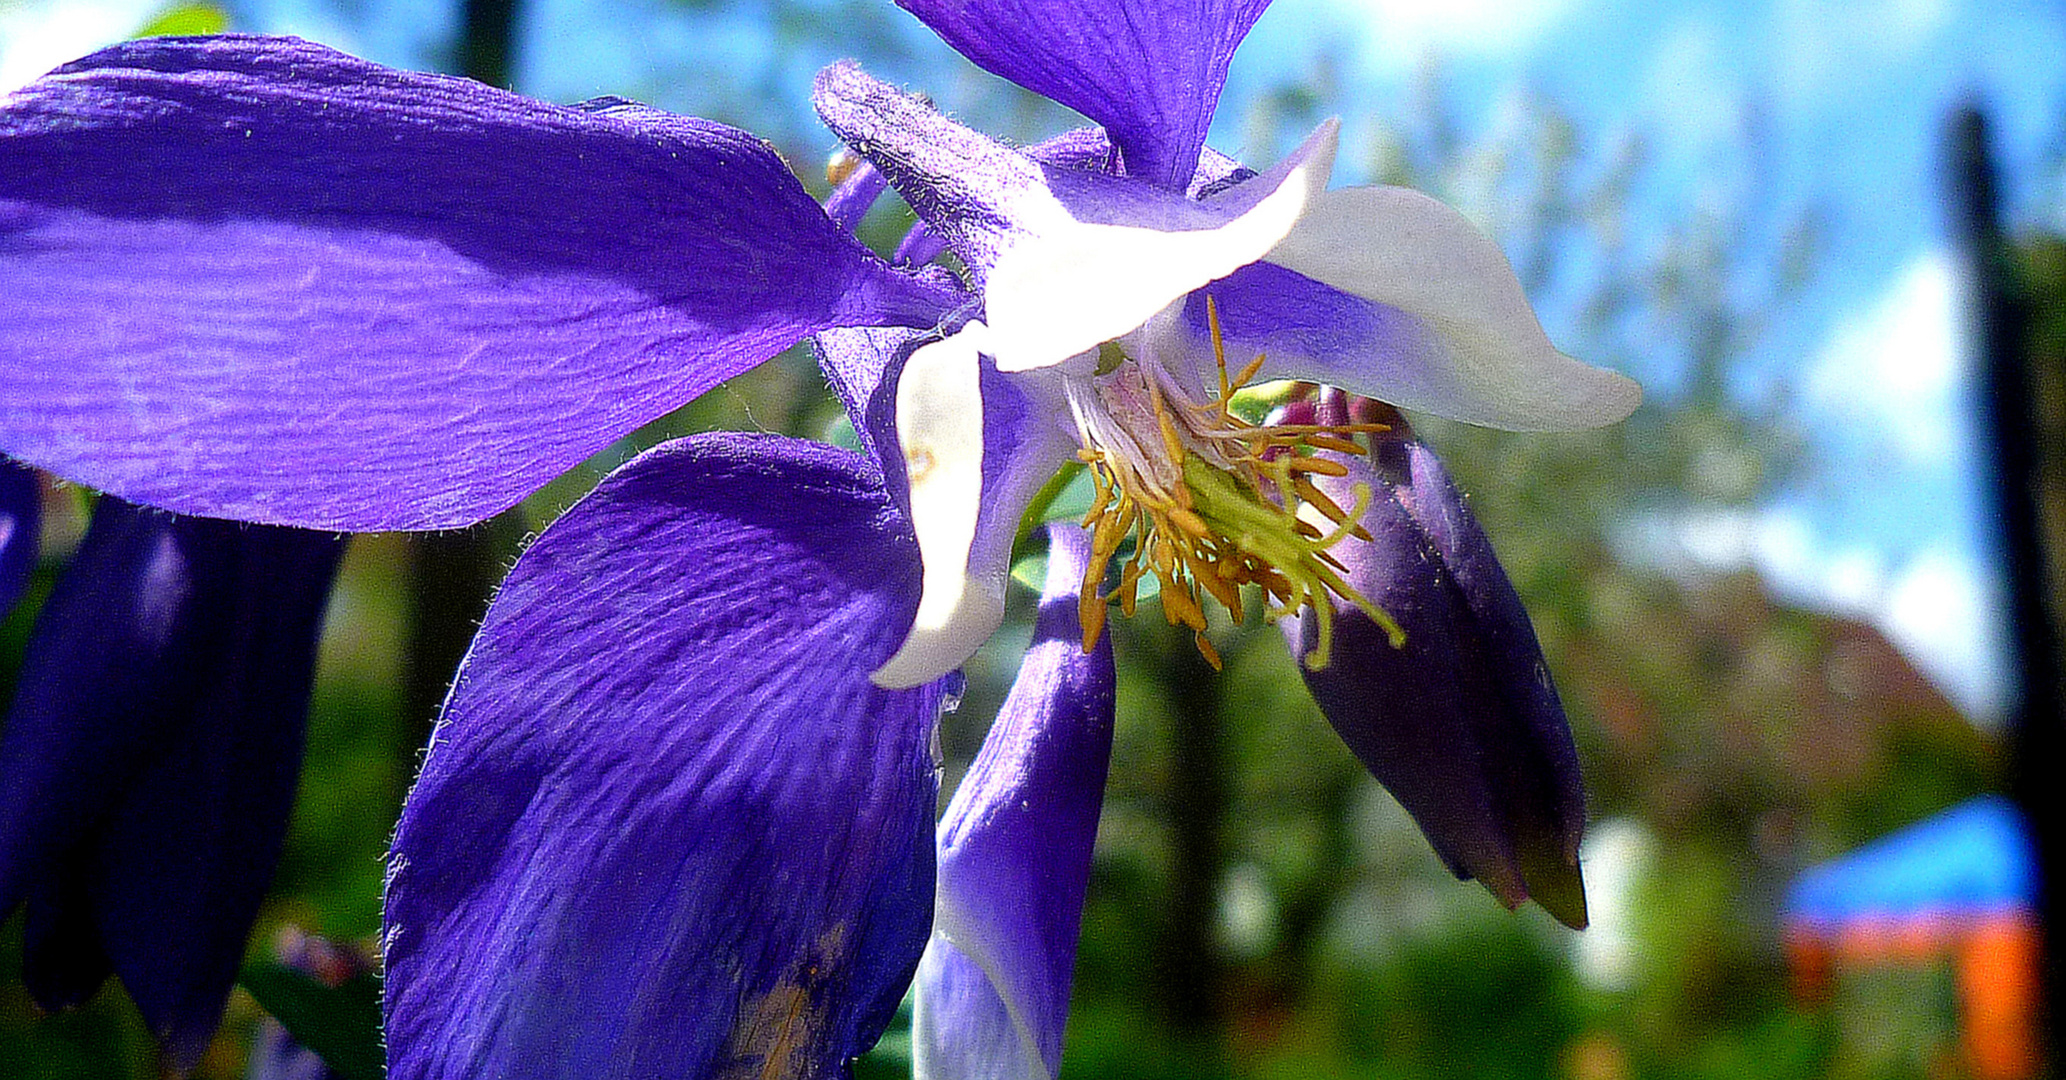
[4,0,2062,718]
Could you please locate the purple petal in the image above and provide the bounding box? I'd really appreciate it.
[1262,186,1640,431]
[0,36,958,530]
[814,64,1262,285]
[815,323,1072,571]
[874,129,1206,273]
[383,432,952,1080]
[1026,127,1246,197]
[0,502,342,1065]
[0,459,37,614]
[815,61,1048,278]
[868,330,1081,687]
[1183,261,1449,402]
[913,946,1025,1079]
[815,325,929,481]
[915,524,1114,1080]
[893,0,1272,189]
[966,360,1080,625]
[1288,441,1585,926]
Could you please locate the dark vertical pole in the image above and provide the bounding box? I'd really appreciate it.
[1159,632,1229,1073]
[399,0,529,747]
[455,0,519,89]
[1951,104,2058,1069]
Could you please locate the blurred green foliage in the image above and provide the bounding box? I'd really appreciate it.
[135,4,230,37]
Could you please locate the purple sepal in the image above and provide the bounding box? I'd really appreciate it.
[1024,127,1243,197]
[1290,438,1587,928]
[814,325,937,491]
[915,524,1114,1079]
[0,459,38,614]
[0,500,343,1066]
[892,0,1272,189]
[0,36,958,530]
[384,432,951,1080]
[1395,441,1585,868]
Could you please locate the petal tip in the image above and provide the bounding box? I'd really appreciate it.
[1526,361,1641,432]
[1520,848,1590,931]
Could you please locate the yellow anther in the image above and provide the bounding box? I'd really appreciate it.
[1193,631,1223,671]
[1284,456,1350,478]
[1300,434,1366,455]
[827,148,862,188]
[1079,585,1108,653]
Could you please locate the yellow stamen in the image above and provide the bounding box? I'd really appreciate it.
[1062,295,1405,669]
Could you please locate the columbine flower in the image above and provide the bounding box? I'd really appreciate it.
[808,58,1635,689]
[0,499,340,1068]
[0,2,1637,1076]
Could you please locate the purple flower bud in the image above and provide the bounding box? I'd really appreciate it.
[0,500,342,1065]
[1289,429,1587,927]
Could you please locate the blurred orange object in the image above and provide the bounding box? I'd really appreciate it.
[1783,797,2040,1080]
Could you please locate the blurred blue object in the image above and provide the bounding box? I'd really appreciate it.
[1787,796,2036,929]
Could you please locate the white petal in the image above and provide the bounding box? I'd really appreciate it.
[873,323,1005,689]
[983,120,1341,374]
[1264,186,1640,431]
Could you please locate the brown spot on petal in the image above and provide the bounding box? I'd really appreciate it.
[720,928,849,1080]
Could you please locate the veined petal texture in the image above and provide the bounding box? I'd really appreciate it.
[0,36,958,530]
[915,524,1115,1080]
[893,0,1273,190]
[0,501,342,1067]
[0,459,37,614]
[384,433,952,1080]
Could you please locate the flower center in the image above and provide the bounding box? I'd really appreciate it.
[1066,299,1404,670]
